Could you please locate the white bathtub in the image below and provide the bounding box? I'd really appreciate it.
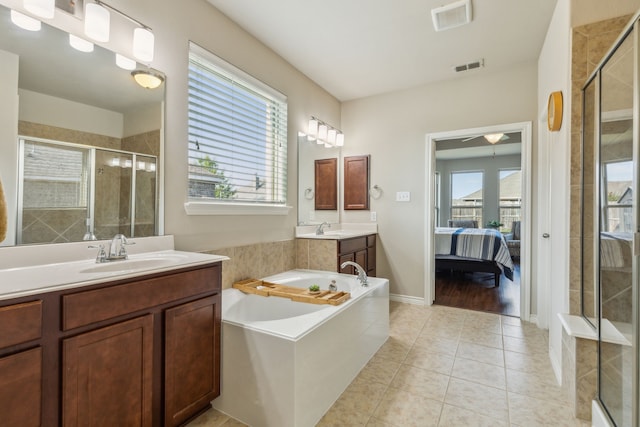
[212,269,389,427]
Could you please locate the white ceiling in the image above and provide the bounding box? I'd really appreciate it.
[207,0,558,101]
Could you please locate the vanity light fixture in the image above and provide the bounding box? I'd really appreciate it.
[115,53,136,70]
[305,116,345,147]
[69,34,94,52]
[484,133,504,144]
[84,0,155,62]
[10,10,41,31]
[131,69,165,89]
[23,0,54,19]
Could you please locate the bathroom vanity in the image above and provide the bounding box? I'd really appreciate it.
[0,238,225,427]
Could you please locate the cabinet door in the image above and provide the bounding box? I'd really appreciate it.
[344,155,370,210]
[62,315,153,427]
[165,295,220,427]
[0,347,42,427]
[314,158,338,210]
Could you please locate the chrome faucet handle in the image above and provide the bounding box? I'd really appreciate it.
[109,234,135,259]
[88,244,107,263]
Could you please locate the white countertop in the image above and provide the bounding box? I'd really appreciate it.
[295,223,377,240]
[0,236,228,301]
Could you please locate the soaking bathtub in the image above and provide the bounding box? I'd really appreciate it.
[212,269,389,427]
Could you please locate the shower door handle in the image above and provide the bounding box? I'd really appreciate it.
[542,233,550,238]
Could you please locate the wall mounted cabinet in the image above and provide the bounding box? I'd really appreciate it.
[314,158,338,210]
[344,155,370,210]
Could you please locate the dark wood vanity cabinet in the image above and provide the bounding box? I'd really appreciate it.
[338,234,376,277]
[0,262,222,427]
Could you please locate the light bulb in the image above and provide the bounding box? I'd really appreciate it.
[133,27,154,62]
[116,54,136,70]
[10,10,41,31]
[69,34,94,52]
[84,3,110,42]
[23,0,54,19]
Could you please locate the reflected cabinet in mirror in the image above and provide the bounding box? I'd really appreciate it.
[0,4,165,245]
[297,135,340,224]
[582,23,635,427]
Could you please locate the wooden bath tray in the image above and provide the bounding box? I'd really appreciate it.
[232,279,351,306]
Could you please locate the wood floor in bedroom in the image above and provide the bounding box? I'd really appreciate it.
[435,262,520,317]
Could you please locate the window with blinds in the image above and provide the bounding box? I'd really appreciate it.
[187,43,288,207]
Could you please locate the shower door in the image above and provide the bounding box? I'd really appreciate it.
[584,20,638,427]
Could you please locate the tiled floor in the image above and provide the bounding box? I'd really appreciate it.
[189,302,590,427]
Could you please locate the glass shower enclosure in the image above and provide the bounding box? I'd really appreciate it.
[17,137,157,244]
[582,16,638,427]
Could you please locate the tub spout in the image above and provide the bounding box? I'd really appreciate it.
[340,261,368,286]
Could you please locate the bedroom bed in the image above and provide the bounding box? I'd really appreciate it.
[434,227,514,287]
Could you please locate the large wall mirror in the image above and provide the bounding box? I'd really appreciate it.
[297,135,340,225]
[0,3,165,246]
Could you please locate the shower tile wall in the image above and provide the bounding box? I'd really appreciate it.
[18,122,160,242]
[568,14,632,420]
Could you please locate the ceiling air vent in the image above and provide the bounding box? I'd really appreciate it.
[454,59,484,73]
[431,0,472,32]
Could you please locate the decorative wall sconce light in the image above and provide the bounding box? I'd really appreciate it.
[131,68,165,89]
[306,117,344,148]
[84,0,155,62]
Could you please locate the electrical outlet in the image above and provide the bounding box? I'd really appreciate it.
[370,211,377,221]
[396,191,411,202]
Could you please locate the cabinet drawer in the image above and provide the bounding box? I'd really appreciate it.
[63,264,220,330]
[338,237,367,255]
[0,300,42,348]
[367,234,376,248]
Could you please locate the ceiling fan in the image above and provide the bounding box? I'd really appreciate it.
[461,133,510,144]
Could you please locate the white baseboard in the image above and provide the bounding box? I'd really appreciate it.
[548,346,562,385]
[390,293,425,305]
[592,400,613,427]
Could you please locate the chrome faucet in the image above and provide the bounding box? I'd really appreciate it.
[340,261,368,286]
[89,234,135,263]
[316,222,331,235]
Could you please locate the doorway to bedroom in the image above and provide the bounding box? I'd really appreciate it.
[425,122,531,319]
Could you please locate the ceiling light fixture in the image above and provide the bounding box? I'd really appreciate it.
[484,133,504,144]
[23,0,54,19]
[131,69,165,89]
[10,10,41,31]
[69,34,94,52]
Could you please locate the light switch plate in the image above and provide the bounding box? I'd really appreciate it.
[396,191,411,202]
[371,211,377,221]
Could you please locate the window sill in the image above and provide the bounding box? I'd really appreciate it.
[184,201,293,216]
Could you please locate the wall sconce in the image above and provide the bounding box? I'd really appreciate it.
[305,117,345,148]
[131,69,165,89]
[69,34,94,52]
[23,0,54,19]
[84,0,155,62]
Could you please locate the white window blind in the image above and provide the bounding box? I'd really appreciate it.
[187,43,288,207]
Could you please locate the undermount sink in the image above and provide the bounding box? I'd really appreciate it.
[80,255,188,274]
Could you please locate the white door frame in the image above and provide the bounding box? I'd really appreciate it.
[424,121,532,321]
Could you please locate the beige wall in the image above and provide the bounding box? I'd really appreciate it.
[341,62,538,299]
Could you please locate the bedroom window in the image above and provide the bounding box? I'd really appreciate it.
[450,171,483,225]
[186,42,288,214]
[602,160,632,232]
[499,169,521,229]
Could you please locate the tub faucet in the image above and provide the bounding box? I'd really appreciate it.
[340,261,368,287]
[316,222,331,235]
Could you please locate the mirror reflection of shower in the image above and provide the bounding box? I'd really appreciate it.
[17,137,158,245]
